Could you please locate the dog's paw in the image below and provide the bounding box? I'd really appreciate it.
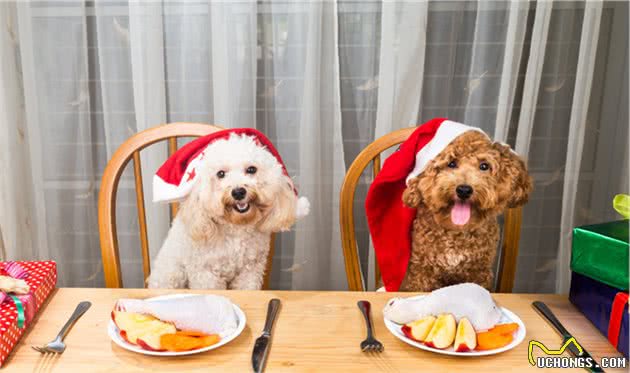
[296,196,310,218]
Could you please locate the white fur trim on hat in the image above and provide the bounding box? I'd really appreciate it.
[405,120,487,184]
[153,174,191,203]
[153,151,206,203]
[296,196,310,219]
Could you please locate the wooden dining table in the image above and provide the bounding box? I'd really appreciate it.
[2,288,625,372]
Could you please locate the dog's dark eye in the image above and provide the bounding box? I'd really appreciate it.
[479,162,490,171]
[447,160,457,168]
[246,166,257,174]
[216,170,226,179]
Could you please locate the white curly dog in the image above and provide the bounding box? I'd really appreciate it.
[148,133,309,290]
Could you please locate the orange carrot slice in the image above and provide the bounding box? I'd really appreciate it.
[175,330,208,338]
[160,333,221,352]
[489,323,519,336]
[476,331,513,350]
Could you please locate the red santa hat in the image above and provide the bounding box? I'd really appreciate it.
[153,128,309,217]
[365,118,487,291]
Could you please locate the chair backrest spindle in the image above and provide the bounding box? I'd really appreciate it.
[131,150,151,285]
[167,137,179,219]
[371,154,381,287]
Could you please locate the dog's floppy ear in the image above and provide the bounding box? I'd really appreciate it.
[179,183,221,243]
[402,176,422,208]
[493,142,533,208]
[257,177,298,233]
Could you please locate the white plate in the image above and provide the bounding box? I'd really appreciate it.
[384,295,526,357]
[108,293,246,356]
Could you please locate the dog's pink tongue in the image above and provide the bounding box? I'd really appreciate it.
[451,201,471,225]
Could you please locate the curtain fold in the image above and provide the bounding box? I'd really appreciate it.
[514,0,552,157]
[493,0,528,142]
[374,0,428,138]
[0,2,38,261]
[556,1,603,294]
[260,0,346,290]
[13,1,50,262]
[128,1,171,286]
[0,1,626,293]
[208,1,257,128]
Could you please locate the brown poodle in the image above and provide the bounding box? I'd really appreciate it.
[398,131,532,292]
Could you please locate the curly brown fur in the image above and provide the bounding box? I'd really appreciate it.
[399,131,532,292]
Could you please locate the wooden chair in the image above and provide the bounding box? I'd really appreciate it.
[339,127,524,292]
[98,123,276,289]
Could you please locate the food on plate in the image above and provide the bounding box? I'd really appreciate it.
[424,314,456,349]
[112,295,240,352]
[116,294,237,337]
[112,311,221,351]
[160,331,220,352]
[476,330,513,350]
[454,317,476,352]
[475,323,519,351]
[401,315,436,342]
[399,317,520,351]
[487,322,519,335]
[112,311,177,350]
[382,283,502,330]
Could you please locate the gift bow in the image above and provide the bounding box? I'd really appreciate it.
[613,194,630,219]
[0,262,29,328]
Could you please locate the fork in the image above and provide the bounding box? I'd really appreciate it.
[357,300,384,352]
[32,301,91,354]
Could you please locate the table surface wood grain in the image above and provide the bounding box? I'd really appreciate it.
[3,288,625,372]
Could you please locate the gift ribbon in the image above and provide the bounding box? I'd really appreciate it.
[0,262,29,329]
[9,295,25,328]
[3,262,28,280]
[607,291,629,348]
[613,194,630,218]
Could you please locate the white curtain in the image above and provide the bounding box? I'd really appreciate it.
[0,1,627,292]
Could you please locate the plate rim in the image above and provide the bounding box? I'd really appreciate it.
[383,296,526,357]
[108,293,246,356]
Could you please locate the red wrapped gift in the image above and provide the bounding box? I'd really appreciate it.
[0,261,57,366]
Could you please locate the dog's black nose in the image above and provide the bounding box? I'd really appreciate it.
[456,184,473,200]
[231,187,247,200]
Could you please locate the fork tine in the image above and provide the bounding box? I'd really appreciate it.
[32,346,46,353]
[34,346,43,353]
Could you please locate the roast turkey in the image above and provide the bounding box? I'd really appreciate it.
[382,283,502,331]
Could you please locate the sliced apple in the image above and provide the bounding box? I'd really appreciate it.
[401,316,436,342]
[137,336,165,351]
[112,311,176,351]
[454,317,477,352]
[424,313,456,349]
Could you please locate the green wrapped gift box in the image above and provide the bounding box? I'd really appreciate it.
[570,220,629,291]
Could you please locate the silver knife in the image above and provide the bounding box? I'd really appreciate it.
[532,301,605,373]
[252,298,281,373]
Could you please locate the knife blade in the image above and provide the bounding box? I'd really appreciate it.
[252,298,281,373]
[532,301,605,372]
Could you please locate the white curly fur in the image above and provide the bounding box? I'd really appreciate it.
[148,134,309,290]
